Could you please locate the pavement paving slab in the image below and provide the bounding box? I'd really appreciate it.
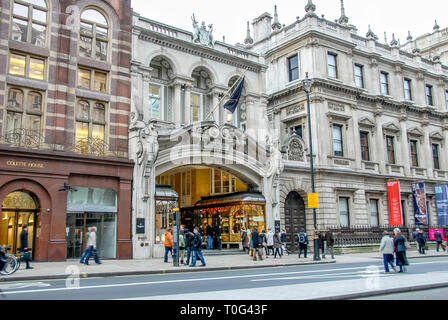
[1,250,447,283]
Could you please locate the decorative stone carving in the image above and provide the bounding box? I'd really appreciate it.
[328,102,345,112]
[283,134,305,162]
[286,104,305,116]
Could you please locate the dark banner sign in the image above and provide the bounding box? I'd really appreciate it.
[435,185,448,226]
[412,183,429,226]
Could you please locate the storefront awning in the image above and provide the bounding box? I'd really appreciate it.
[155,185,178,201]
[194,191,265,207]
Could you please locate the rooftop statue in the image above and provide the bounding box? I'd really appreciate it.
[192,13,215,48]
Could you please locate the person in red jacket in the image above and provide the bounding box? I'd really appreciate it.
[164,228,173,263]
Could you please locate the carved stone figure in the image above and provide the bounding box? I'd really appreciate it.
[191,14,215,47]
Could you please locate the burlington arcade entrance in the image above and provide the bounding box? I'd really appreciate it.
[156,166,266,249]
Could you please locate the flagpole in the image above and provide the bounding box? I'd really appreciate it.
[204,68,248,122]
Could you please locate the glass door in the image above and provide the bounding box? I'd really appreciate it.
[66,213,85,259]
[0,210,35,255]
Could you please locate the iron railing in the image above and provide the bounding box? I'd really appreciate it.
[0,129,125,158]
[323,225,448,247]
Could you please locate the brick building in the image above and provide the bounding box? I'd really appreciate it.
[0,0,133,261]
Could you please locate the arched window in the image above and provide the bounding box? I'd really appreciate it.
[10,0,48,47]
[148,56,175,121]
[79,8,109,62]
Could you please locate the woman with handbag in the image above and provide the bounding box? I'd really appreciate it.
[20,225,32,270]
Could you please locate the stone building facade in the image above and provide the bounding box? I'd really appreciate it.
[131,0,448,257]
[0,0,133,261]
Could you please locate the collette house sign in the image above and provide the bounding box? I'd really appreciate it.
[5,160,45,169]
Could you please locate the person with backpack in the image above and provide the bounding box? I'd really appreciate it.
[179,225,186,264]
[297,228,309,259]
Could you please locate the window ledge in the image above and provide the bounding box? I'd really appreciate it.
[76,88,111,102]
[8,40,50,58]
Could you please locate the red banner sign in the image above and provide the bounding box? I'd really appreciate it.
[387,180,403,226]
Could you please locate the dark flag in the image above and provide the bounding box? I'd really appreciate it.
[223,76,245,114]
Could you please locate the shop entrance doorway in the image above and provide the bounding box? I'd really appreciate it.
[284,192,306,251]
[0,191,39,256]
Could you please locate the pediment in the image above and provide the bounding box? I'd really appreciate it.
[358,116,376,128]
[407,126,424,137]
[430,131,444,141]
[382,122,400,133]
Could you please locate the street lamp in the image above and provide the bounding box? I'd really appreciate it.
[302,72,321,261]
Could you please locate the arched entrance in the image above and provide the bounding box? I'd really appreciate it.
[284,192,306,250]
[0,191,39,255]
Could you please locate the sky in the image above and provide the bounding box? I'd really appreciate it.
[131,0,447,46]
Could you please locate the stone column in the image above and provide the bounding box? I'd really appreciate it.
[212,91,220,124]
[184,85,192,124]
[374,109,386,174]
[422,120,433,178]
[351,105,362,169]
[173,83,182,128]
[399,114,411,176]
[442,123,448,171]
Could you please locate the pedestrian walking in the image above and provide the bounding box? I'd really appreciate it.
[280,228,290,255]
[266,229,274,256]
[259,230,267,257]
[416,229,427,254]
[323,228,335,259]
[297,228,309,259]
[190,227,206,267]
[435,230,445,252]
[179,225,186,264]
[273,231,282,259]
[317,231,324,255]
[412,228,420,241]
[393,228,409,273]
[164,228,173,263]
[241,227,250,253]
[206,224,213,250]
[20,225,32,269]
[380,231,397,273]
[80,227,92,264]
[444,233,448,253]
[84,226,101,265]
[251,228,263,261]
[184,229,194,265]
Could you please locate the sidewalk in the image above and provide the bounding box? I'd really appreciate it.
[1,249,447,283]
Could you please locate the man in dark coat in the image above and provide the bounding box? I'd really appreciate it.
[323,228,335,259]
[251,228,263,261]
[20,225,32,269]
[190,227,206,267]
[416,229,427,254]
[435,230,445,252]
[184,229,195,266]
